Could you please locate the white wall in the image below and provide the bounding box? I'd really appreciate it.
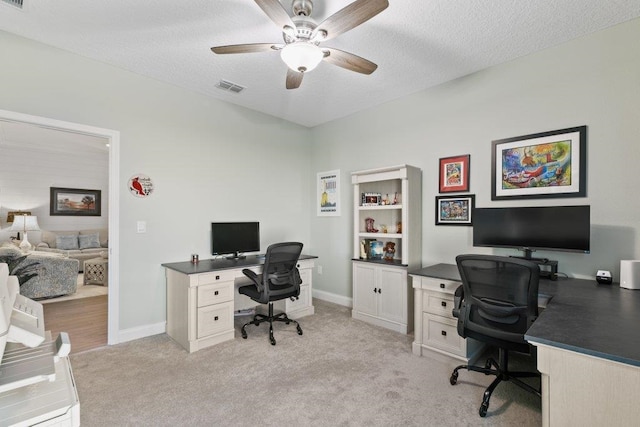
[0,139,109,239]
[0,30,312,332]
[309,17,640,299]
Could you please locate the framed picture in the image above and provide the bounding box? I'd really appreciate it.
[439,154,470,193]
[435,194,475,226]
[491,126,587,200]
[50,187,101,216]
[317,170,340,216]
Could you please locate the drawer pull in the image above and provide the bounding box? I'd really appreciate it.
[373,287,377,293]
[214,316,219,321]
[214,290,219,296]
[441,330,447,336]
[441,301,447,307]
[215,275,220,280]
[378,288,382,294]
[440,283,445,289]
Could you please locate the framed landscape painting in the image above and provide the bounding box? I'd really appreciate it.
[491,126,587,200]
[50,187,101,216]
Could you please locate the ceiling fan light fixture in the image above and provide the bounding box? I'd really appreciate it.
[280,42,323,73]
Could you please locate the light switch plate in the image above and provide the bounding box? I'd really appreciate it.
[137,221,146,233]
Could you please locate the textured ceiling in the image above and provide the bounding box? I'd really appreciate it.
[1,0,639,128]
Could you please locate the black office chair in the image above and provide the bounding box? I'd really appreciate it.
[450,254,541,417]
[239,242,304,345]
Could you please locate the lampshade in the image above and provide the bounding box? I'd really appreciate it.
[10,215,40,232]
[10,215,40,251]
[280,42,324,73]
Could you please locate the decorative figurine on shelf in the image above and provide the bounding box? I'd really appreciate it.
[396,221,402,233]
[385,194,391,205]
[393,192,398,205]
[383,242,396,261]
[365,217,378,233]
[379,224,388,233]
[360,240,367,259]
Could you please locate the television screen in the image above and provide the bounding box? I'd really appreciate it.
[211,222,260,258]
[473,205,590,256]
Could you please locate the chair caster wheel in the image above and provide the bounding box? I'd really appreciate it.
[449,372,458,385]
[297,325,303,335]
[241,330,247,339]
[479,403,488,417]
[270,336,276,346]
[485,360,492,369]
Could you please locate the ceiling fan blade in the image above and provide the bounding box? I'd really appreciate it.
[312,0,389,42]
[254,0,296,33]
[322,48,377,75]
[286,69,303,90]
[211,43,280,54]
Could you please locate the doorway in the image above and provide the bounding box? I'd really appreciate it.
[0,108,120,345]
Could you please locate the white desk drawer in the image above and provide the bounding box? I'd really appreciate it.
[423,291,455,318]
[197,282,233,307]
[287,284,310,312]
[417,276,461,295]
[299,268,311,286]
[197,271,236,286]
[197,301,233,338]
[422,313,465,356]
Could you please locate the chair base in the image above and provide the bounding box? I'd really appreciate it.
[449,348,541,417]
[240,302,303,345]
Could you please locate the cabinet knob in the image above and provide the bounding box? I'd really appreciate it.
[441,301,447,307]
[373,287,377,293]
[440,283,445,289]
[216,275,220,280]
[214,290,219,296]
[441,330,447,336]
[214,316,219,321]
[378,288,382,294]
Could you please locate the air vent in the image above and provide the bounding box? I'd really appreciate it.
[216,80,245,94]
[1,0,24,9]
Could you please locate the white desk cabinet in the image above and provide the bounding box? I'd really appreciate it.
[352,261,411,333]
[411,273,484,363]
[164,255,316,353]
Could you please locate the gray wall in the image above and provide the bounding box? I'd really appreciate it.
[0,17,639,337]
[0,30,312,332]
[309,17,640,299]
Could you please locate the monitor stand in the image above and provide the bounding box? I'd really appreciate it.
[225,252,246,260]
[510,249,558,280]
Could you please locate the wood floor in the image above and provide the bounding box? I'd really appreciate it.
[43,295,108,354]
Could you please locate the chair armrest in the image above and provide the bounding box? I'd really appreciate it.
[452,285,463,318]
[241,268,263,290]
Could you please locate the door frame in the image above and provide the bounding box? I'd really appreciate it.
[0,109,120,345]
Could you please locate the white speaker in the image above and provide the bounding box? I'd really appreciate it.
[620,260,640,290]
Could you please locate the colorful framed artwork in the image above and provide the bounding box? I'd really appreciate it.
[491,126,587,200]
[435,194,475,226]
[50,187,101,216]
[439,154,470,193]
[317,170,340,216]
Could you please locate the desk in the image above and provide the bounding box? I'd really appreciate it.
[162,255,316,353]
[411,263,640,426]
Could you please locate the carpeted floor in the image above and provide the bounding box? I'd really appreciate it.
[70,299,541,426]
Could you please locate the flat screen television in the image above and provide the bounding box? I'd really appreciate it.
[472,205,590,258]
[211,222,260,259]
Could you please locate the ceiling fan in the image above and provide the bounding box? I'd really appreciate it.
[211,0,389,89]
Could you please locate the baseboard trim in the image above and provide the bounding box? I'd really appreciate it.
[117,321,166,344]
[313,289,352,308]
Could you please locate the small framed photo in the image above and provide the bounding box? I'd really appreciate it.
[439,154,470,193]
[435,194,475,226]
[50,187,101,216]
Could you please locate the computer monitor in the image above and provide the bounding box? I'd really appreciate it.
[211,222,260,259]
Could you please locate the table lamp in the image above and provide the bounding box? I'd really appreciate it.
[11,214,40,251]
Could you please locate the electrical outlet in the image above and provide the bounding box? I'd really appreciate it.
[137,221,146,233]
[317,265,323,275]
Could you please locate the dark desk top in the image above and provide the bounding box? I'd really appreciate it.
[411,263,640,367]
[162,254,317,275]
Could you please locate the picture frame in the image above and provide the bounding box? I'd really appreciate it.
[317,170,340,216]
[439,154,470,193]
[50,187,101,216]
[435,194,475,226]
[491,126,587,200]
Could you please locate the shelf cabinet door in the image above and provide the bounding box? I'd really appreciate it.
[353,262,378,317]
[377,266,407,324]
